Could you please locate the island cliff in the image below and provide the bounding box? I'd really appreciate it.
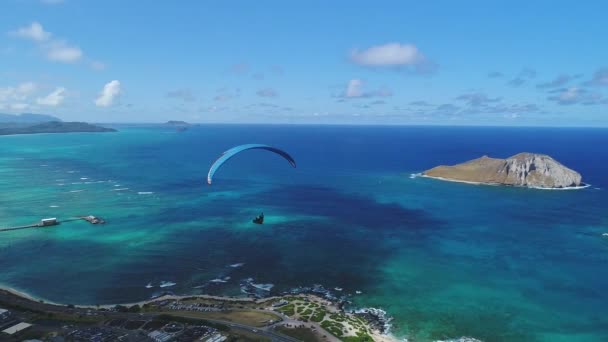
[423,153,583,189]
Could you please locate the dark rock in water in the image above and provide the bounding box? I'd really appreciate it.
[423,152,582,189]
[353,307,393,334]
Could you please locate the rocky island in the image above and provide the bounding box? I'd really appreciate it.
[423,153,583,189]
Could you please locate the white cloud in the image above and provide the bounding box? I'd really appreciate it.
[36,87,66,106]
[351,43,425,67]
[586,68,608,86]
[45,40,82,62]
[10,22,89,64]
[345,79,363,98]
[10,103,29,110]
[340,79,392,99]
[256,88,279,98]
[11,22,51,42]
[558,87,579,102]
[90,60,106,70]
[95,80,121,107]
[0,82,38,102]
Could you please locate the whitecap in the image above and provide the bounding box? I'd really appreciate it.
[80,177,89,180]
[159,281,176,288]
[112,188,129,191]
[138,192,154,195]
[528,184,591,191]
[251,283,274,291]
[229,262,245,268]
[209,278,228,283]
[145,283,154,289]
[410,173,421,179]
[69,189,85,193]
[49,205,60,208]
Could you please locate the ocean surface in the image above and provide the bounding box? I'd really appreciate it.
[1,125,607,341]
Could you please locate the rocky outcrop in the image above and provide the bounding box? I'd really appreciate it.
[423,153,582,188]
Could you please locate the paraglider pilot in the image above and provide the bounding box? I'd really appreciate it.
[253,212,264,224]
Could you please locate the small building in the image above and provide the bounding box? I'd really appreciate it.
[0,308,9,319]
[40,218,58,226]
[2,322,32,335]
[148,330,173,342]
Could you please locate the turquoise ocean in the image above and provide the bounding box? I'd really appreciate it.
[1,125,607,341]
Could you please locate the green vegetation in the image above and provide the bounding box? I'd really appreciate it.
[311,309,326,322]
[128,304,141,313]
[321,320,345,337]
[342,333,375,342]
[277,304,295,316]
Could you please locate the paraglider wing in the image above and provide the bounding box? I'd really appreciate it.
[207,144,296,184]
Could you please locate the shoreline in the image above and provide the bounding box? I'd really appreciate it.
[419,174,590,190]
[0,284,400,342]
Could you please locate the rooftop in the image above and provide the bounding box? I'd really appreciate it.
[2,322,32,335]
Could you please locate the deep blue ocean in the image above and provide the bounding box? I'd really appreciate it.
[1,125,607,341]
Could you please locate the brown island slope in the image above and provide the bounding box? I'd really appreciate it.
[423,153,583,189]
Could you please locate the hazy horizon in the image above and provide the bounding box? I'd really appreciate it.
[2,1,608,126]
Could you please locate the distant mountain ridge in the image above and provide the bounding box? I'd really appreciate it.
[0,121,116,136]
[0,113,62,123]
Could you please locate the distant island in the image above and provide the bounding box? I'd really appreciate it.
[0,112,62,123]
[165,120,192,132]
[165,120,191,126]
[0,121,116,136]
[423,153,583,189]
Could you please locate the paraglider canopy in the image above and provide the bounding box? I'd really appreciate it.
[207,144,296,184]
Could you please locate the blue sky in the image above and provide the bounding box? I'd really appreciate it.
[1,0,607,126]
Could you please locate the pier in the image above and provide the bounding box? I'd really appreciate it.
[0,216,105,233]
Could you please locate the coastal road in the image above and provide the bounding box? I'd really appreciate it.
[186,316,301,342]
[0,290,300,342]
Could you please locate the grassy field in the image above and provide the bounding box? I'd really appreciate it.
[168,310,281,327]
[275,326,323,342]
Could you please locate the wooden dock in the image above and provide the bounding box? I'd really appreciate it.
[0,223,48,232]
[0,215,105,233]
